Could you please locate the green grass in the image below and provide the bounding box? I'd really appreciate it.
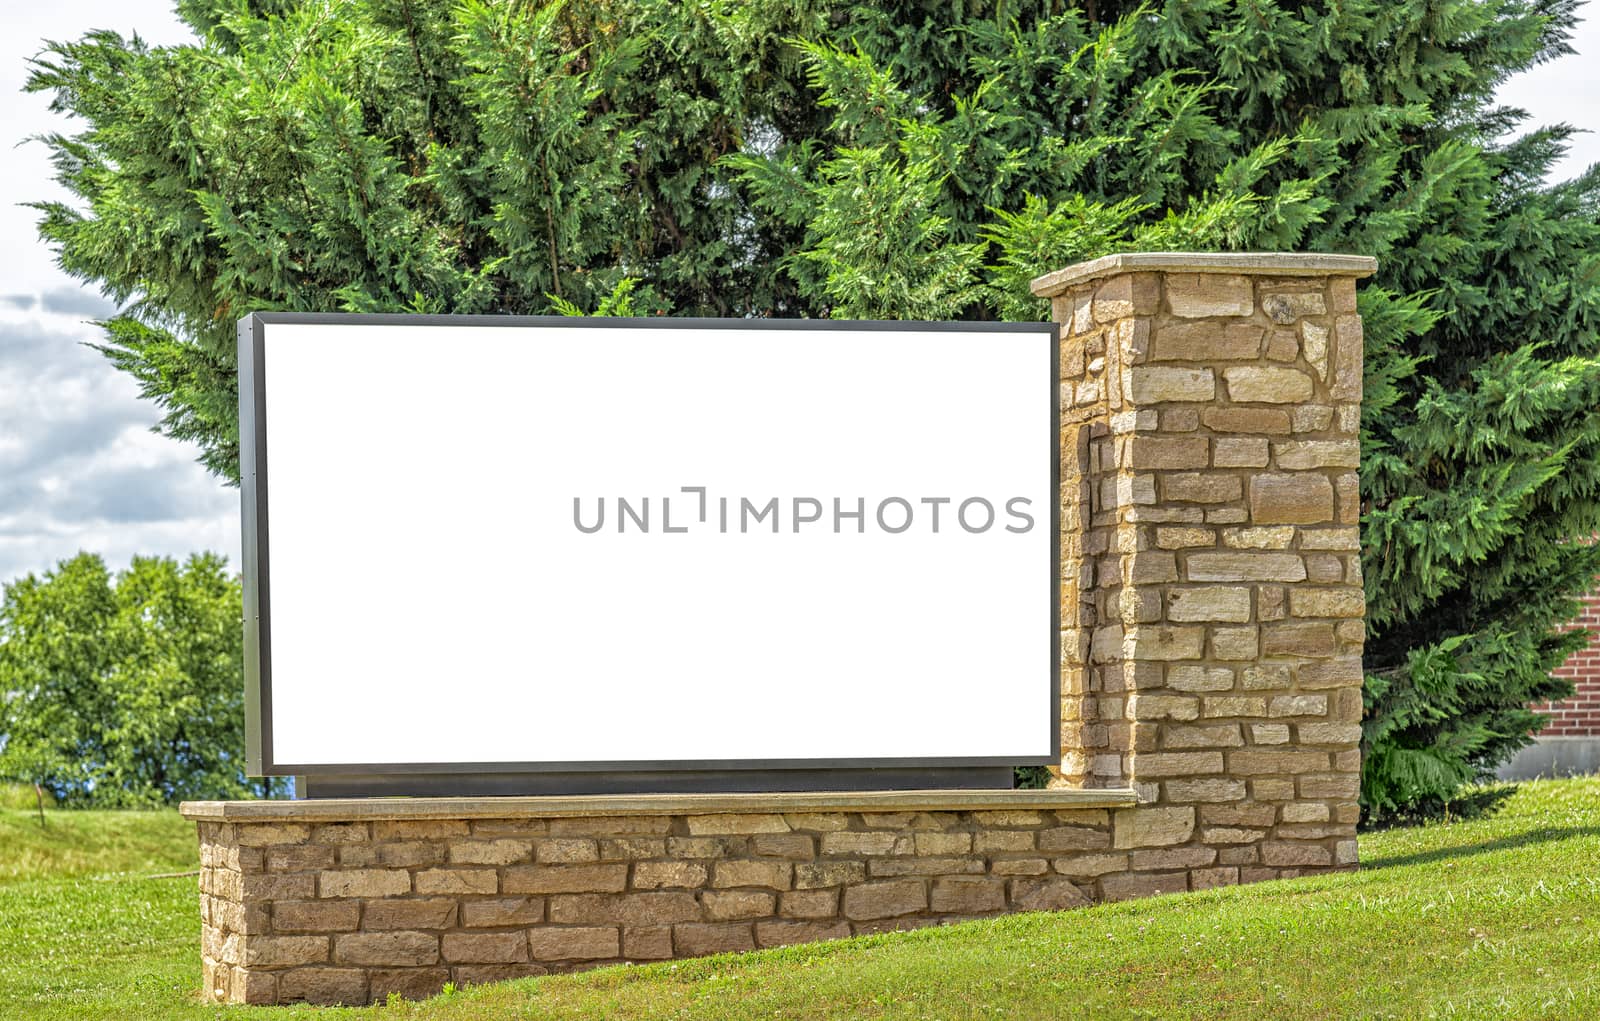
[2,779,1598,1020]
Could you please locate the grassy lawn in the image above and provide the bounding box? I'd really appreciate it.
[1,779,1598,1020]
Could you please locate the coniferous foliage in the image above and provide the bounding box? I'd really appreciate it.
[28,1,1600,816]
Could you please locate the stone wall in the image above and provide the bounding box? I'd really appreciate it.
[1034,252,1373,864]
[183,251,1376,1006]
[191,791,1145,1005]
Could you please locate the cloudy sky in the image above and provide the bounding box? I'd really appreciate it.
[2,4,1599,588]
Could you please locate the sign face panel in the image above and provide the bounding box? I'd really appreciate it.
[240,314,1058,779]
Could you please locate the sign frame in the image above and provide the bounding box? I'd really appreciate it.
[239,312,1061,793]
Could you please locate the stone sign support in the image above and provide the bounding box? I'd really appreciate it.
[180,251,1375,1005]
[1033,251,1375,879]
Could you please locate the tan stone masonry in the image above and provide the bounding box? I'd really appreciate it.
[181,252,1374,1005]
[1038,251,1372,862]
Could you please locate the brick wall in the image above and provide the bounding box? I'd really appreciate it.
[1534,589,1600,736]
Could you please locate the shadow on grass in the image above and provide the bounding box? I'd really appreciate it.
[1361,824,1600,870]
[1360,785,1519,833]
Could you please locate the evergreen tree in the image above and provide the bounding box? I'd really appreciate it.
[28,0,1600,816]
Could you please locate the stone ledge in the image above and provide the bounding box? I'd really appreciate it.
[1030,251,1378,297]
[180,788,1140,823]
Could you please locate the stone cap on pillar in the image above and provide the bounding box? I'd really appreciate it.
[1030,251,1378,298]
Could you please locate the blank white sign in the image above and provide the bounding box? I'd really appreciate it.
[249,318,1055,770]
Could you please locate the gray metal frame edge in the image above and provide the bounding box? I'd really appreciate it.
[239,312,1062,780]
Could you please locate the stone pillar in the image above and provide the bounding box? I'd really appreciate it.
[1034,252,1374,878]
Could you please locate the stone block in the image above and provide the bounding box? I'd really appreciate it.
[1166,273,1253,317]
[1213,438,1270,468]
[1100,872,1188,901]
[1132,751,1224,777]
[442,931,528,965]
[1034,826,1109,852]
[794,861,867,889]
[1186,552,1307,582]
[912,832,972,856]
[311,823,368,845]
[1164,778,1246,802]
[1211,626,1259,661]
[234,824,311,847]
[755,920,852,948]
[1268,694,1329,717]
[685,814,789,835]
[780,889,840,919]
[449,839,532,866]
[1223,367,1314,403]
[931,877,1007,914]
[820,831,911,856]
[528,927,619,961]
[1112,807,1195,849]
[1191,867,1240,891]
[548,816,670,836]
[1151,322,1263,361]
[372,821,468,841]
[535,838,599,863]
[1298,723,1364,745]
[548,892,701,926]
[990,858,1050,876]
[318,870,410,899]
[1156,526,1216,549]
[973,830,1036,853]
[1130,846,1216,870]
[1262,622,1337,657]
[667,837,743,859]
[501,864,628,895]
[334,932,438,968]
[279,968,367,1006]
[750,833,815,859]
[599,837,666,860]
[1261,842,1334,867]
[1274,440,1359,469]
[1129,436,1211,469]
[1249,473,1334,524]
[784,812,850,831]
[266,845,336,872]
[412,869,497,896]
[1050,853,1128,878]
[1223,525,1295,549]
[1128,627,1207,662]
[1201,407,1292,434]
[369,968,449,1002]
[1166,586,1251,622]
[673,923,755,957]
[703,890,776,920]
[242,935,330,968]
[623,926,674,960]
[633,861,709,890]
[1162,473,1242,504]
[460,897,543,928]
[241,873,315,900]
[712,860,792,890]
[1290,588,1365,618]
[1166,665,1234,692]
[868,856,984,878]
[272,900,360,934]
[1126,367,1216,403]
[1228,749,1329,774]
[1263,290,1327,321]
[842,880,928,920]
[1162,724,1245,749]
